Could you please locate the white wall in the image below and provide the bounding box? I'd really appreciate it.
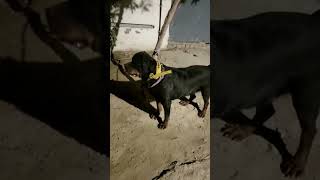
[113,0,171,51]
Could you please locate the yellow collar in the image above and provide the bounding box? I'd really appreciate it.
[149,61,172,80]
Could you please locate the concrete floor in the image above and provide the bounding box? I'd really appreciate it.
[0,1,107,180]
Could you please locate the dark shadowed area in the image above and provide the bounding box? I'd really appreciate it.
[0,1,108,179]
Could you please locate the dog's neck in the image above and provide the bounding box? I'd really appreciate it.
[144,62,171,88]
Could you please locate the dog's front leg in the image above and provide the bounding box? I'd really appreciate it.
[158,99,171,129]
[149,100,163,123]
[198,101,209,118]
[142,87,161,122]
[281,125,317,178]
[198,88,210,118]
[153,101,163,125]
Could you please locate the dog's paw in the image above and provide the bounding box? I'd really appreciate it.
[157,122,167,129]
[281,156,305,178]
[149,114,157,120]
[179,100,189,106]
[221,123,255,141]
[198,111,206,118]
[149,111,160,120]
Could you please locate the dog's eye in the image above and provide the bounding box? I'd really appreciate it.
[73,40,89,49]
[75,42,83,48]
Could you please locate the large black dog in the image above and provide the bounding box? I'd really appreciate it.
[125,52,210,129]
[212,11,320,177]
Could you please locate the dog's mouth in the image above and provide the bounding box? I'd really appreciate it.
[124,63,141,78]
[129,71,140,77]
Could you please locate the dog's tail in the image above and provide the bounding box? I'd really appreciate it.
[312,9,320,17]
[310,10,320,27]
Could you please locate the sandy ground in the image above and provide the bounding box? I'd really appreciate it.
[0,1,107,180]
[110,46,210,180]
[213,95,320,180]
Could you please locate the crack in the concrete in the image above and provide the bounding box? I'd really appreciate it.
[152,161,177,180]
[180,160,197,166]
[152,155,210,180]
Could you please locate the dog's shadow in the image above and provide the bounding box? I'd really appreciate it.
[110,79,158,116]
[110,79,202,119]
[0,57,108,156]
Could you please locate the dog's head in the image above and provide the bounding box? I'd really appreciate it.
[46,1,101,52]
[124,52,157,80]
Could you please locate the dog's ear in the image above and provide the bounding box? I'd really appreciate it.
[140,52,156,80]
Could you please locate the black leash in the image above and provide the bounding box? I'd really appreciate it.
[158,0,162,39]
[153,0,162,57]
[20,0,33,62]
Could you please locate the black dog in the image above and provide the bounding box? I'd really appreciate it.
[212,11,320,177]
[125,52,210,129]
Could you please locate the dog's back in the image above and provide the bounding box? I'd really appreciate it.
[173,65,210,82]
[158,65,210,100]
[212,12,312,60]
[212,11,320,115]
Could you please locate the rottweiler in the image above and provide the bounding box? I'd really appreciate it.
[212,10,320,177]
[125,51,210,129]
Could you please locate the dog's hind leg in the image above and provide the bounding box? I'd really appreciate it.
[280,88,319,178]
[179,97,189,106]
[252,103,275,125]
[220,111,292,164]
[221,103,275,141]
[198,88,209,118]
[179,94,196,106]
[221,111,257,141]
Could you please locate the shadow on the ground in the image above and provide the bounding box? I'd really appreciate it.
[0,57,108,156]
[110,80,158,115]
